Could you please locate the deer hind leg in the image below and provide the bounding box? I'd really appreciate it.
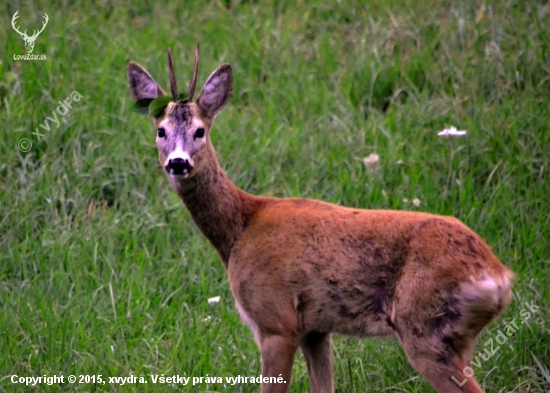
[260,334,297,393]
[392,276,508,392]
[393,297,494,393]
[399,338,484,393]
[299,332,334,393]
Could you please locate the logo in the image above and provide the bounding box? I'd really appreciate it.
[12,10,49,60]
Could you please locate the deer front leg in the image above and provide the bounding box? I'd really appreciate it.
[260,335,297,393]
[300,332,334,393]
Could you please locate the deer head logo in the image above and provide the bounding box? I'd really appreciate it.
[11,11,49,54]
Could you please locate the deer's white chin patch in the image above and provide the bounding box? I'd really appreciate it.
[166,165,192,179]
[169,173,189,180]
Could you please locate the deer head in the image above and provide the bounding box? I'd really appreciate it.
[11,11,49,54]
[127,45,233,179]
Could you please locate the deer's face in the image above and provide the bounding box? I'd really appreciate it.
[128,49,232,180]
[152,102,211,179]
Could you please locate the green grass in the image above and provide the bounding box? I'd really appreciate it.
[1,0,549,391]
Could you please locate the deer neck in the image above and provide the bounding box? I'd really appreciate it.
[169,140,262,266]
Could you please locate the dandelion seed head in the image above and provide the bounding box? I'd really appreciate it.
[207,296,221,304]
[363,153,380,167]
[438,126,467,136]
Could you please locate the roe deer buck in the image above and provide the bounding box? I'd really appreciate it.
[128,45,514,393]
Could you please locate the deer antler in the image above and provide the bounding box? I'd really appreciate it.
[167,48,179,102]
[187,43,200,100]
[167,44,201,102]
[30,13,49,39]
[11,11,27,38]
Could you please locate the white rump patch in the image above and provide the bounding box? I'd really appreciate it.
[477,276,498,291]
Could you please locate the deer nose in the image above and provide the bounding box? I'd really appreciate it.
[166,157,193,176]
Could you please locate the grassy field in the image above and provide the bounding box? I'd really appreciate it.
[1,0,549,391]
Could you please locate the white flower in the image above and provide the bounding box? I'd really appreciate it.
[207,296,220,304]
[412,198,421,207]
[363,153,380,166]
[437,126,467,136]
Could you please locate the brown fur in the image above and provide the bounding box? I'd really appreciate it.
[128,54,514,393]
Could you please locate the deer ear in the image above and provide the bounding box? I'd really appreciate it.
[127,62,166,102]
[197,64,233,118]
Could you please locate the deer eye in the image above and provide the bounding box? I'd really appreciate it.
[157,127,166,138]
[194,127,205,139]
